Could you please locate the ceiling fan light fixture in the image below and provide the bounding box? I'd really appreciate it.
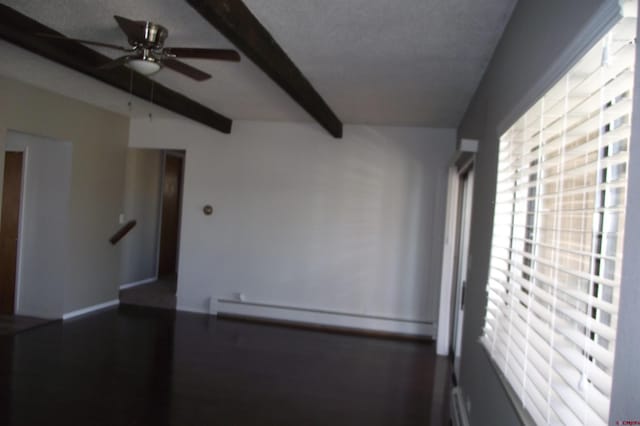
[128,57,161,75]
[39,15,238,81]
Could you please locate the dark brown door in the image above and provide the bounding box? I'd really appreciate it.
[0,152,24,314]
[158,154,183,278]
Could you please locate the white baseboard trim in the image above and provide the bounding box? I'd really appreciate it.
[63,299,119,320]
[451,387,470,426]
[119,277,158,290]
[176,304,210,315]
[213,299,435,337]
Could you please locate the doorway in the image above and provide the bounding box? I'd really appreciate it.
[119,150,184,310]
[158,153,184,281]
[435,146,477,379]
[450,165,474,379]
[0,151,24,315]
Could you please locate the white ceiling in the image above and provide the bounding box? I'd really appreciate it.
[0,0,517,128]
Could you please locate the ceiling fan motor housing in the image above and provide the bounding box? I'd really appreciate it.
[130,21,168,50]
[36,15,239,80]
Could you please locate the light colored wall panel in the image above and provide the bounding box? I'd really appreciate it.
[6,131,71,318]
[0,76,129,316]
[120,148,162,285]
[130,118,455,334]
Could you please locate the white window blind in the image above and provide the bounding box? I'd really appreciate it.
[482,4,637,425]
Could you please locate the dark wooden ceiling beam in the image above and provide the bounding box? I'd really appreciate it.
[185,0,343,138]
[0,4,233,134]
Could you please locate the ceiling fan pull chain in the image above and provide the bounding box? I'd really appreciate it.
[149,79,155,122]
[127,69,133,112]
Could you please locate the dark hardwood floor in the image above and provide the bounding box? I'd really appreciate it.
[0,304,451,426]
[119,276,177,310]
[0,315,54,336]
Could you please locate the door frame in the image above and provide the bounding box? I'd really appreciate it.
[2,146,27,314]
[155,150,186,280]
[451,165,474,377]
[436,141,477,357]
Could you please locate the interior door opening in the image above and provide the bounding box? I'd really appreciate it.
[119,149,185,311]
[0,151,24,315]
[158,152,184,283]
[450,165,474,380]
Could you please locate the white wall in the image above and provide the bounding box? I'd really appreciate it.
[120,148,162,285]
[0,76,129,317]
[6,131,72,318]
[130,118,455,336]
[455,0,632,424]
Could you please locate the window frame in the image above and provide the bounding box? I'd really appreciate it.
[480,2,634,425]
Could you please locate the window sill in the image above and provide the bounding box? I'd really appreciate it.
[479,339,537,426]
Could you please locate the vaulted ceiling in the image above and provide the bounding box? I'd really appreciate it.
[0,0,517,129]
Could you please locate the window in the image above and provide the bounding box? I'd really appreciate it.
[481,4,637,425]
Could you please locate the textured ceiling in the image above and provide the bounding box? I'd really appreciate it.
[0,0,517,128]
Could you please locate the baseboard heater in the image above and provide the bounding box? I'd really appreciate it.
[214,298,435,338]
[450,387,470,426]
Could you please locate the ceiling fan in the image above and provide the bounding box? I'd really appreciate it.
[40,15,241,81]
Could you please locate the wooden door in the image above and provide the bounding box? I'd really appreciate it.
[158,155,183,278]
[0,152,24,314]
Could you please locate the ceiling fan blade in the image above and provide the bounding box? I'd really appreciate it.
[97,55,132,70]
[114,15,146,42]
[163,58,211,81]
[164,48,241,62]
[36,33,129,51]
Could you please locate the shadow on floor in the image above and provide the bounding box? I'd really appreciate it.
[119,275,177,310]
[0,315,55,336]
